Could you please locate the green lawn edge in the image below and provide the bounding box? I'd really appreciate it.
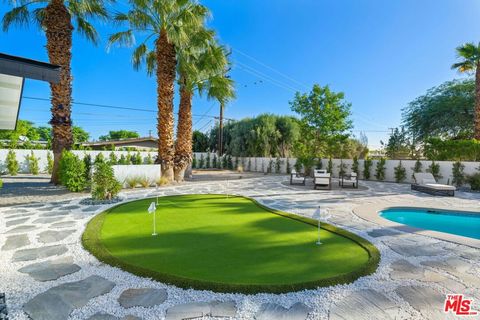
[81,194,380,294]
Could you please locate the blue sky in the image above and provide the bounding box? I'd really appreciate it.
[0,0,479,148]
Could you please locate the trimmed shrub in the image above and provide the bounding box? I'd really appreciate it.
[427,161,442,180]
[452,161,466,187]
[83,154,92,183]
[235,157,239,171]
[46,152,54,174]
[327,158,333,174]
[25,151,40,175]
[192,155,197,169]
[212,154,218,168]
[375,158,386,181]
[394,161,406,183]
[227,155,233,170]
[118,154,128,165]
[315,158,323,169]
[247,158,252,171]
[91,162,121,200]
[467,173,480,191]
[294,159,302,172]
[286,158,291,174]
[363,158,372,180]
[222,155,228,169]
[199,154,205,169]
[131,152,142,165]
[275,157,282,173]
[6,150,19,176]
[352,156,359,175]
[59,151,87,192]
[411,159,422,179]
[108,152,118,165]
[94,152,105,164]
[205,153,211,168]
[267,158,273,174]
[338,160,347,177]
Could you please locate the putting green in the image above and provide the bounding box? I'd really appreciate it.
[83,194,379,293]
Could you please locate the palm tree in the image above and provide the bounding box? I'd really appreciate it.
[2,0,109,184]
[452,42,480,140]
[173,32,234,181]
[109,0,208,182]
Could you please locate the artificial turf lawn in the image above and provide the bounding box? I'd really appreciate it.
[96,194,371,287]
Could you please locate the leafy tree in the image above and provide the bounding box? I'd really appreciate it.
[59,150,86,192]
[99,130,140,141]
[452,42,480,139]
[83,153,92,182]
[383,127,412,159]
[212,154,217,168]
[145,153,154,164]
[118,154,128,165]
[290,84,352,167]
[327,158,333,174]
[205,152,211,169]
[91,162,121,200]
[191,155,197,169]
[402,79,474,141]
[192,130,209,152]
[286,158,291,174]
[199,154,205,169]
[72,126,90,143]
[94,153,105,164]
[3,0,109,183]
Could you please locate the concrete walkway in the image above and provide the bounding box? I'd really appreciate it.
[0,176,479,319]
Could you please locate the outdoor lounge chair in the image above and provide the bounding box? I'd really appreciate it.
[290,170,306,185]
[340,172,358,188]
[314,169,331,190]
[411,172,455,196]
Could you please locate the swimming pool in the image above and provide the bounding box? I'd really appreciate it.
[379,208,480,240]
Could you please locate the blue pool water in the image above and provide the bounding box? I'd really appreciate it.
[380,208,480,240]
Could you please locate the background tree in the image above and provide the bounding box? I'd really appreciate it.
[452,42,480,139]
[192,130,209,152]
[3,0,109,183]
[109,0,207,182]
[290,84,352,171]
[98,130,140,141]
[402,79,474,142]
[382,127,412,159]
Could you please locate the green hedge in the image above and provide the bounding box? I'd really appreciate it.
[424,138,480,161]
[82,195,380,294]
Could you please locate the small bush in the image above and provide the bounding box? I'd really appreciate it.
[338,160,347,177]
[108,152,118,165]
[286,158,291,174]
[205,153,211,168]
[25,151,40,175]
[46,152,54,174]
[294,159,302,172]
[118,154,128,165]
[6,150,19,176]
[427,161,442,180]
[352,156,359,175]
[192,155,197,169]
[222,156,228,169]
[363,158,372,180]
[275,157,283,173]
[83,154,92,183]
[327,158,333,174]
[91,162,121,200]
[199,154,205,169]
[235,157,239,171]
[125,176,141,188]
[267,158,274,174]
[247,158,252,171]
[145,153,154,164]
[467,173,480,190]
[139,176,153,188]
[411,159,422,179]
[212,155,218,168]
[394,161,406,183]
[156,176,169,186]
[94,153,105,164]
[375,158,386,181]
[315,158,323,169]
[451,161,466,187]
[59,150,87,192]
[227,155,233,170]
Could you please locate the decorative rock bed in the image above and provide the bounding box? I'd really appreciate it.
[0,293,7,320]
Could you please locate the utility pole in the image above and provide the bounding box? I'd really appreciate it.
[218,102,224,156]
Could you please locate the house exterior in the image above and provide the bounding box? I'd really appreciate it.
[81,137,158,151]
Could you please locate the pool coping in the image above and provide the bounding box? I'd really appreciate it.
[353,202,480,249]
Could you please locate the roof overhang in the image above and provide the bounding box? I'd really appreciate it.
[0,53,61,130]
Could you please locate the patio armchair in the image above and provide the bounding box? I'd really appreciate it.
[340,172,358,188]
[290,170,306,185]
[314,169,331,190]
[411,172,455,196]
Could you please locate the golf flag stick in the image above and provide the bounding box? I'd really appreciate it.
[148,202,157,236]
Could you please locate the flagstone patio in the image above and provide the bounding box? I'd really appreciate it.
[0,176,479,319]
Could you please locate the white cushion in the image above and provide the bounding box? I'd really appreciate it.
[422,178,437,185]
[424,183,456,191]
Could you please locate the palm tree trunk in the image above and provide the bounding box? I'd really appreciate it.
[475,60,480,140]
[173,79,193,182]
[156,30,176,182]
[44,0,74,184]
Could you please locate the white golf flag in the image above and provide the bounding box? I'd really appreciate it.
[313,207,321,220]
[148,202,156,214]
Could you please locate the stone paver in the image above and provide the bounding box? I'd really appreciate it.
[390,259,424,280]
[23,275,115,320]
[5,225,36,234]
[87,314,142,320]
[329,289,400,320]
[255,302,311,320]
[12,245,68,262]
[18,257,81,281]
[367,228,402,238]
[395,286,449,319]
[118,288,167,308]
[5,217,29,227]
[386,242,445,257]
[165,301,236,320]
[51,221,77,228]
[1,234,30,251]
[37,230,75,243]
[32,217,60,224]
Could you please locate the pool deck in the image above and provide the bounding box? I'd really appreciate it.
[1,175,479,319]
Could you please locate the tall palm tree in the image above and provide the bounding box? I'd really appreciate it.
[452,42,480,140]
[109,0,208,182]
[2,0,109,184]
[173,33,234,181]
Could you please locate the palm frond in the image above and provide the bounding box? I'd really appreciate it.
[32,7,46,29]
[2,5,30,31]
[132,43,147,70]
[146,50,157,76]
[76,16,99,44]
[108,29,135,49]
